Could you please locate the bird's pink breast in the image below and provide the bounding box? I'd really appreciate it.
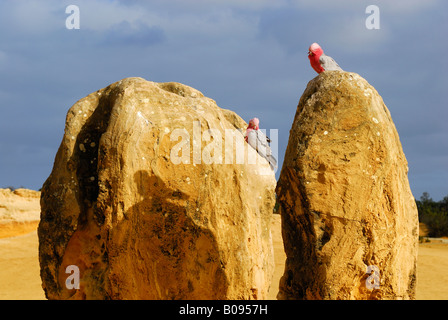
[309,55,324,73]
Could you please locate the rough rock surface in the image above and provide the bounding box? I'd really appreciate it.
[38,77,276,300]
[276,71,419,300]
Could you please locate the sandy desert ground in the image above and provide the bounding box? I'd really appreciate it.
[0,214,447,300]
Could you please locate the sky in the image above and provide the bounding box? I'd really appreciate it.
[0,0,447,201]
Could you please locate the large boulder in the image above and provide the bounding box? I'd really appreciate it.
[276,71,419,300]
[38,77,276,299]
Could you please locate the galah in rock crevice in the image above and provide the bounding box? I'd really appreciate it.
[308,42,343,74]
[244,117,277,171]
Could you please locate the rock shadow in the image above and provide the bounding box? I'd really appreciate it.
[106,170,229,299]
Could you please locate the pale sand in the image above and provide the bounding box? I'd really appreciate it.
[0,230,45,300]
[414,241,448,300]
[0,215,446,300]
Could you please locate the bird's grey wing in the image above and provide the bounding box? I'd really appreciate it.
[257,131,278,169]
[248,130,270,155]
[267,154,277,169]
[247,130,258,150]
[319,54,343,71]
[255,130,272,156]
[248,130,277,170]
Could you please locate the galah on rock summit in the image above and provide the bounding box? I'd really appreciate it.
[308,42,343,74]
[245,118,277,171]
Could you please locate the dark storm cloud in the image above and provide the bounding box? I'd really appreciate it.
[0,0,446,201]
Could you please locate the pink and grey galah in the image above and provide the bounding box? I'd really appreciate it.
[308,42,343,74]
[245,117,277,171]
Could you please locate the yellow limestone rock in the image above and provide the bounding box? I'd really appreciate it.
[276,71,419,300]
[38,77,276,299]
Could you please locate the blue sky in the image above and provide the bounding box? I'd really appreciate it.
[0,0,447,201]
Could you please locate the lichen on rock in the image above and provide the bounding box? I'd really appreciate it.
[38,77,276,300]
[276,71,419,300]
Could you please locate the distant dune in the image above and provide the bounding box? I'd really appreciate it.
[0,189,447,299]
[0,189,40,238]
